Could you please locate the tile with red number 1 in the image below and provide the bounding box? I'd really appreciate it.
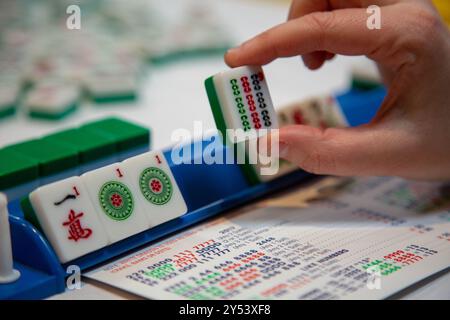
[81,162,149,243]
[26,176,109,263]
[122,151,187,227]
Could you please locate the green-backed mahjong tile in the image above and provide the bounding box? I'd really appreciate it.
[0,148,39,189]
[204,76,228,141]
[81,117,150,152]
[90,93,137,104]
[204,66,278,143]
[45,127,117,163]
[20,196,43,232]
[25,84,80,121]
[28,102,78,120]
[85,74,138,104]
[5,138,79,177]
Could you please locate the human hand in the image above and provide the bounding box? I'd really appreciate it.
[225,0,450,180]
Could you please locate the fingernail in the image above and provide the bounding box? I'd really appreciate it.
[279,142,290,159]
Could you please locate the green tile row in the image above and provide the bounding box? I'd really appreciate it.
[0,117,151,189]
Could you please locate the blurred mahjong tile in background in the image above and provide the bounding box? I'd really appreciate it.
[350,61,383,91]
[84,69,139,104]
[0,0,234,125]
[82,117,151,160]
[150,6,231,64]
[0,78,21,120]
[24,81,80,120]
[278,96,347,129]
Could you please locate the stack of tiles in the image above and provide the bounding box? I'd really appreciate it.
[0,149,39,204]
[5,139,80,187]
[45,128,118,174]
[21,150,187,263]
[205,66,280,184]
[0,117,150,201]
[82,117,150,161]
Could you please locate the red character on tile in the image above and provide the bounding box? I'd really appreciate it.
[62,209,92,241]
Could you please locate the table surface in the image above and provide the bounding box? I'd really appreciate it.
[1,0,448,300]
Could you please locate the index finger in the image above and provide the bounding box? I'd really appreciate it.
[225,7,392,67]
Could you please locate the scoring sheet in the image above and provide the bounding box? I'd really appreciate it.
[86,176,450,299]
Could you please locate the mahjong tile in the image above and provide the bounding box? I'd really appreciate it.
[22,176,109,263]
[277,98,324,128]
[205,66,278,143]
[277,96,347,129]
[84,71,137,103]
[81,162,149,242]
[0,81,20,112]
[25,82,79,119]
[122,151,187,226]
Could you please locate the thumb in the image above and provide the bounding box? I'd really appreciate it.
[277,124,417,177]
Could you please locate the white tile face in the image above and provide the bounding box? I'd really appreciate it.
[28,176,109,263]
[81,163,149,243]
[122,151,187,227]
[213,66,278,141]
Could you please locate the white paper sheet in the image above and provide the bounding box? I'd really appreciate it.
[86,176,450,299]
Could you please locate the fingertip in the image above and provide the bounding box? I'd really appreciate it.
[224,47,241,67]
[277,125,325,173]
[301,52,326,70]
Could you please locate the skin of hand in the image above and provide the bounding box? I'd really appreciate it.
[225,0,450,180]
